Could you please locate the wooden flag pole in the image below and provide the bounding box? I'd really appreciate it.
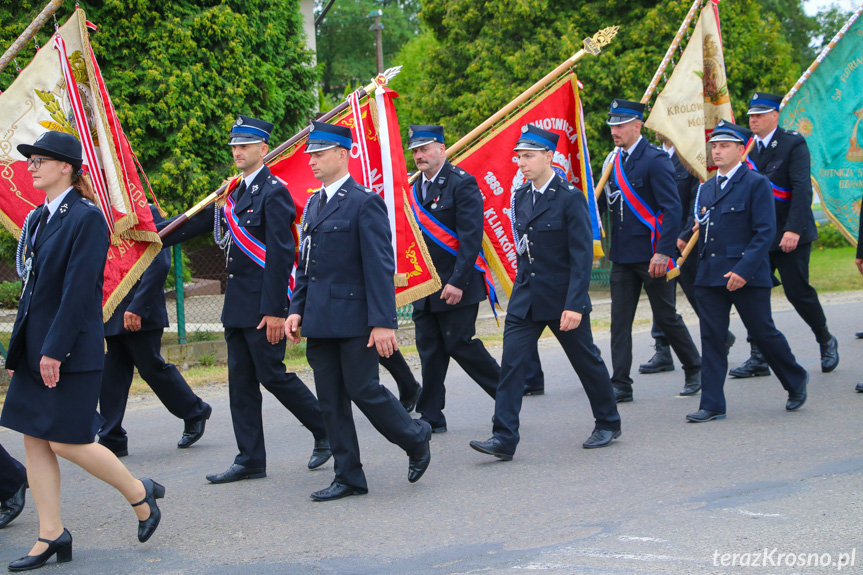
[405,27,621,188]
[669,6,863,276]
[667,138,755,279]
[782,4,862,108]
[445,26,620,163]
[0,0,65,76]
[593,0,703,198]
[159,68,401,239]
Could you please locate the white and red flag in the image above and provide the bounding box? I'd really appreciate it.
[0,9,162,320]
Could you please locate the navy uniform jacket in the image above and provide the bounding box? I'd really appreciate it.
[604,137,681,263]
[290,176,398,338]
[508,173,593,322]
[159,165,295,328]
[694,166,776,288]
[671,151,701,243]
[413,161,487,312]
[104,205,169,336]
[749,128,818,250]
[6,190,109,373]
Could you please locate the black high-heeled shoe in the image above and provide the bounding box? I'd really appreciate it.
[8,528,73,572]
[131,478,165,543]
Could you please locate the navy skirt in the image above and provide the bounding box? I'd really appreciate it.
[1,368,105,445]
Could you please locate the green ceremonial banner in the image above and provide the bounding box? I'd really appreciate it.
[780,10,863,244]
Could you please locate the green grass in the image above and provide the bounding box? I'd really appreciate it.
[803,246,861,294]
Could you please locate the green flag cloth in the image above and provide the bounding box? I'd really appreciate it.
[780,12,863,244]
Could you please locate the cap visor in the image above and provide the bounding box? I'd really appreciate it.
[229,136,265,146]
[513,142,551,152]
[746,107,775,115]
[304,141,338,153]
[708,134,744,143]
[607,115,638,126]
[407,138,439,150]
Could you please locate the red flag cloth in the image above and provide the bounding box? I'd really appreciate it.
[450,73,601,297]
[266,87,439,307]
[0,9,161,321]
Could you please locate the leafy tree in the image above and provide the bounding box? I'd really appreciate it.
[758,0,818,68]
[0,0,317,217]
[395,0,801,174]
[813,4,856,52]
[316,0,420,97]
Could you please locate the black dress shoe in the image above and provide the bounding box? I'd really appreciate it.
[400,384,422,413]
[206,464,267,484]
[638,341,674,374]
[178,403,212,449]
[407,439,431,483]
[308,439,332,470]
[856,382,863,392]
[729,344,771,378]
[468,437,514,461]
[679,370,701,396]
[786,373,808,411]
[614,387,633,403]
[856,331,863,339]
[8,528,72,572]
[132,478,165,543]
[686,409,726,422]
[523,387,545,396]
[0,482,26,529]
[310,481,368,501]
[819,335,839,373]
[582,429,621,449]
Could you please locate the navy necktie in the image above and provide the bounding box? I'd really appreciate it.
[35,205,50,242]
[533,190,541,205]
[318,189,327,214]
[717,175,727,189]
[620,150,629,163]
[757,141,765,154]
[423,180,431,202]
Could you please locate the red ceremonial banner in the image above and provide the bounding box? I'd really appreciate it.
[263,87,439,307]
[451,73,601,297]
[0,10,161,321]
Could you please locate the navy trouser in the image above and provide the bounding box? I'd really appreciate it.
[493,308,620,454]
[225,326,327,468]
[697,285,807,414]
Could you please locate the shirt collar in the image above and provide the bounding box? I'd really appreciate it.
[717,162,743,188]
[44,187,74,220]
[421,164,445,187]
[756,127,778,148]
[663,143,675,158]
[241,164,265,189]
[531,173,554,195]
[322,173,351,200]
[622,135,643,158]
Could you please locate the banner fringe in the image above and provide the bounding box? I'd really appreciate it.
[395,187,441,307]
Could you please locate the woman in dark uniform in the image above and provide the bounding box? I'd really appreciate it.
[0,132,164,571]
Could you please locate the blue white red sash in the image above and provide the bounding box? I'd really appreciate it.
[408,180,500,317]
[612,152,677,272]
[222,179,294,298]
[744,141,792,202]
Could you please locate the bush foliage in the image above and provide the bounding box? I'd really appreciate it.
[0,0,317,218]
[392,0,801,175]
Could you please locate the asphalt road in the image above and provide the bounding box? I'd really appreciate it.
[1,298,862,575]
